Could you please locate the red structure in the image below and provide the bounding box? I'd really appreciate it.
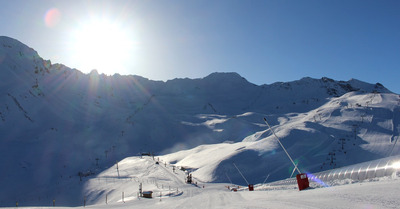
[296,173,310,191]
[248,184,254,191]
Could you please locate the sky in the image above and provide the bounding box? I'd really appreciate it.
[1,0,399,93]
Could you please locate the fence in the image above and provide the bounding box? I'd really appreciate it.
[268,154,400,187]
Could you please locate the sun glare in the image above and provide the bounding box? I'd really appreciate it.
[392,161,400,169]
[70,18,133,75]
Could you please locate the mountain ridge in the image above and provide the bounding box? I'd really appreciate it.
[1,36,399,206]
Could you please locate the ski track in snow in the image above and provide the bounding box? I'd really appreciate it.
[4,157,399,209]
[8,178,400,209]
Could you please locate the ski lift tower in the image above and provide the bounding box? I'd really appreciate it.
[263,117,309,191]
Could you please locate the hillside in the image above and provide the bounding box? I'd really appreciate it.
[162,91,400,185]
[0,36,399,206]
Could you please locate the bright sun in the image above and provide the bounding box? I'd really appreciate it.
[70,18,133,75]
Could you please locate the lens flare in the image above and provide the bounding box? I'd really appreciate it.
[307,173,329,187]
[44,8,61,27]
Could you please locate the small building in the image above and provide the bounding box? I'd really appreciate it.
[142,191,153,198]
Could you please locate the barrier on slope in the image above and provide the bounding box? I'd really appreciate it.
[268,154,400,187]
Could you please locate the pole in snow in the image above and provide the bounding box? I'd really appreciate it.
[233,163,250,185]
[290,162,299,178]
[139,183,142,197]
[264,117,310,191]
[116,161,120,178]
[225,173,233,185]
[262,174,270,185]
[263,117,301,174]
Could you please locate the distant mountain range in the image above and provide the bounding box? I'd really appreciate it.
[0,36,399,206]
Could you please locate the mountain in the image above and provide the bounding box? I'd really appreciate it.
[0,36,399,206]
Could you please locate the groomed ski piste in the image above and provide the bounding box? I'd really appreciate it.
[5,155,400,209]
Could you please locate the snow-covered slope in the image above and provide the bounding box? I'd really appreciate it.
[9,155,400,209]
[162,91,400,184]
[0,36,399,206]
[81,156,400,209]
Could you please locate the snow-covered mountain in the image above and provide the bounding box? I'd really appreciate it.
[0,36,399,206]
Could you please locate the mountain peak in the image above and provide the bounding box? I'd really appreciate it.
[204,72,242,79]
[0,36,42,66]
[1,36,36,53]
[296,76,391,95]
[0,36,22,45]
[202,72,250,84]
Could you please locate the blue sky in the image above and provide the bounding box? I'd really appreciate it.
[1,0,400,93]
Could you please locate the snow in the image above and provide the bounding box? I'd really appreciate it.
[3,156,399,209]
[1,36,400,207]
